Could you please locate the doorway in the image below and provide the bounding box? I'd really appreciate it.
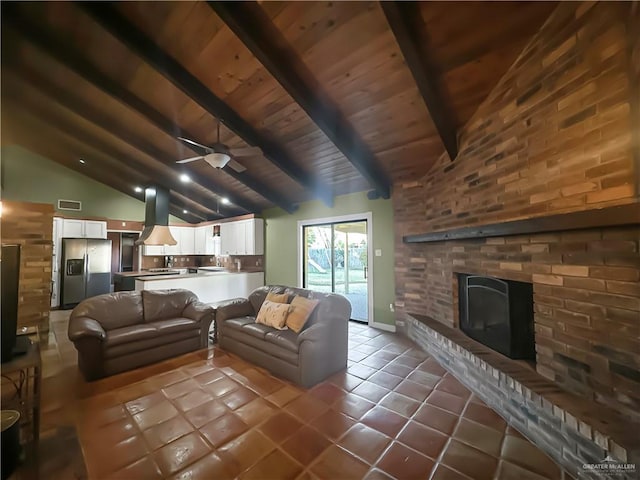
[299,213,372,323]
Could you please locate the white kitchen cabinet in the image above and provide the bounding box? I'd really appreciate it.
[194,226,207,255]
[61,219,107,239]
[51,217,64,307]
[194,225,217,255]
[84,220,107,238]
[219,219,264,256]
[180,227,195,255]
[246,219,264,255]
[143,244,165,256]
[142,226,197,256]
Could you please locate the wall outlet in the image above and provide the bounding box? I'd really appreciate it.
[375,249,382,257]
[389,303,395,312]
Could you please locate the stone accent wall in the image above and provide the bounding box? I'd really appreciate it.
[404,315,638,479]
[394,3,639,421]
[1,200,54,332]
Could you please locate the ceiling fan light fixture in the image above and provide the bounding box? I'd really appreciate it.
[204,152,231,169]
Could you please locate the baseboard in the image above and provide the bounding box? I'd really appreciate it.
[370,321,396,333]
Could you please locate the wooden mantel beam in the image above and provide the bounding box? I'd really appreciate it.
[209,1,392,200]
[79,2,334,208]
[381,1,459,161]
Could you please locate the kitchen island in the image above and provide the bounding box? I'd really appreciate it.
[135,271,264,304]
[113,270,182,291]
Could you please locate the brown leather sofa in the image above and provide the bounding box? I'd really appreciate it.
[216,285,351,387]
[68,289,214,381]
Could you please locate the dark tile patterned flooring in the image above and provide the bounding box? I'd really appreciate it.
[29,311,570,480]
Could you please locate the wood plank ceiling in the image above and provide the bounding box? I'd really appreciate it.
[1,1,556,222]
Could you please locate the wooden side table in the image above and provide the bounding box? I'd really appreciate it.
[1,340,41,458]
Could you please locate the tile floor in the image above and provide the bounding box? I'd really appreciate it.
[31,310,570,480]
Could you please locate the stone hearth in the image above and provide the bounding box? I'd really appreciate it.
[401,314,638,479]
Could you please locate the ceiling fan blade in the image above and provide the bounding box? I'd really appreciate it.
[176,156,204,164]
[228,146,262,157]
[227,158,247,173]
[178,137,210,151]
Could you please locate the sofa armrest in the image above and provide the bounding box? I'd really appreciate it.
[68,317,106,342]
[216,298,254,322]
[184,301,215,347]
[183,301,215,323]
[297,323,330,343]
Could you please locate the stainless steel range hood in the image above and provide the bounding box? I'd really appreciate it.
[135,187,178,246]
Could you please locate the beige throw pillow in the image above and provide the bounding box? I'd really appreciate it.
[286,296,320,333]
[265,291,289,304]
[256,300,291,330]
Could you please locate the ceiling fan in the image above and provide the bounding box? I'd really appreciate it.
[176,121,261,173]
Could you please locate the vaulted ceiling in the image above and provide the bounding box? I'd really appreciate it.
[1,1,556,222]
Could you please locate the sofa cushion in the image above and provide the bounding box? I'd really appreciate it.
[105,330,197,359]
[224,317,255,332]
[241,323,274,340]
[256,300,290,330]
[148,317,199,335]
[72,291,144,331]
[264,330,301,353]
[223,328,299,365]
[143,289,197,323]
[286,296,320,333]
[105,324,158,348]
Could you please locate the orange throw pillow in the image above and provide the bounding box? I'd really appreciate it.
[265,291,289,304]
[286,296,320,333]
[255,300,291,330]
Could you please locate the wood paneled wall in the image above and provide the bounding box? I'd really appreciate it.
[393,2,639,420]
[1,200,54,332]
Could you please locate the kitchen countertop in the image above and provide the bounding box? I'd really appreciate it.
[114,270,182,277]
[135,270,264,282]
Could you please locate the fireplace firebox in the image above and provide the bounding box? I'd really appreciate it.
[458,274,535,360]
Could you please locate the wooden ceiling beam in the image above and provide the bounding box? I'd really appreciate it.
[79,2,334,207]
[209,1,392,200]
[2,5,297,214]
[2,62,254,217]
[3,107,205,224]
[380,1,459,161]
[2,84,225,221]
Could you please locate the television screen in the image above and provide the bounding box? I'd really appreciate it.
[1,244,21,363]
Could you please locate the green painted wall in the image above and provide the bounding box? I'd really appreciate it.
[1,145,182,223]
[263,191,396,326]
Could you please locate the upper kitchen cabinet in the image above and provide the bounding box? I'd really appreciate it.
[220,219,264,256]
[61,218,107,239]
[194,225,219,256]
[142,226,196,256]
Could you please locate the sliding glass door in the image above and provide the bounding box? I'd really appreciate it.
[302,220,369,322]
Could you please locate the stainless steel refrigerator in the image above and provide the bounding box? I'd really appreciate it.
[60,238,112,308]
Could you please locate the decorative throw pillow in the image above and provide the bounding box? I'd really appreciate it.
[286,296,320,333]
[255,300,291,330]
[265,291,289,304]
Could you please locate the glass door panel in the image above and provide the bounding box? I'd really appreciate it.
[303,220,368,322]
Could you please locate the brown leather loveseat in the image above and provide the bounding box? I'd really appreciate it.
[216,285,351,387]
[68,289,214,381]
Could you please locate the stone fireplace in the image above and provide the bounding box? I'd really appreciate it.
[392,1,638,477]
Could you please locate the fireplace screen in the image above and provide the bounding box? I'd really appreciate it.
[458,274,535,360]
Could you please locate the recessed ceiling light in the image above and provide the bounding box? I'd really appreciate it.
[134,186,143,193]
[79,158,86,164]
[180,174,190,183]
[221,197,230,205]
[183,209,188,214]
